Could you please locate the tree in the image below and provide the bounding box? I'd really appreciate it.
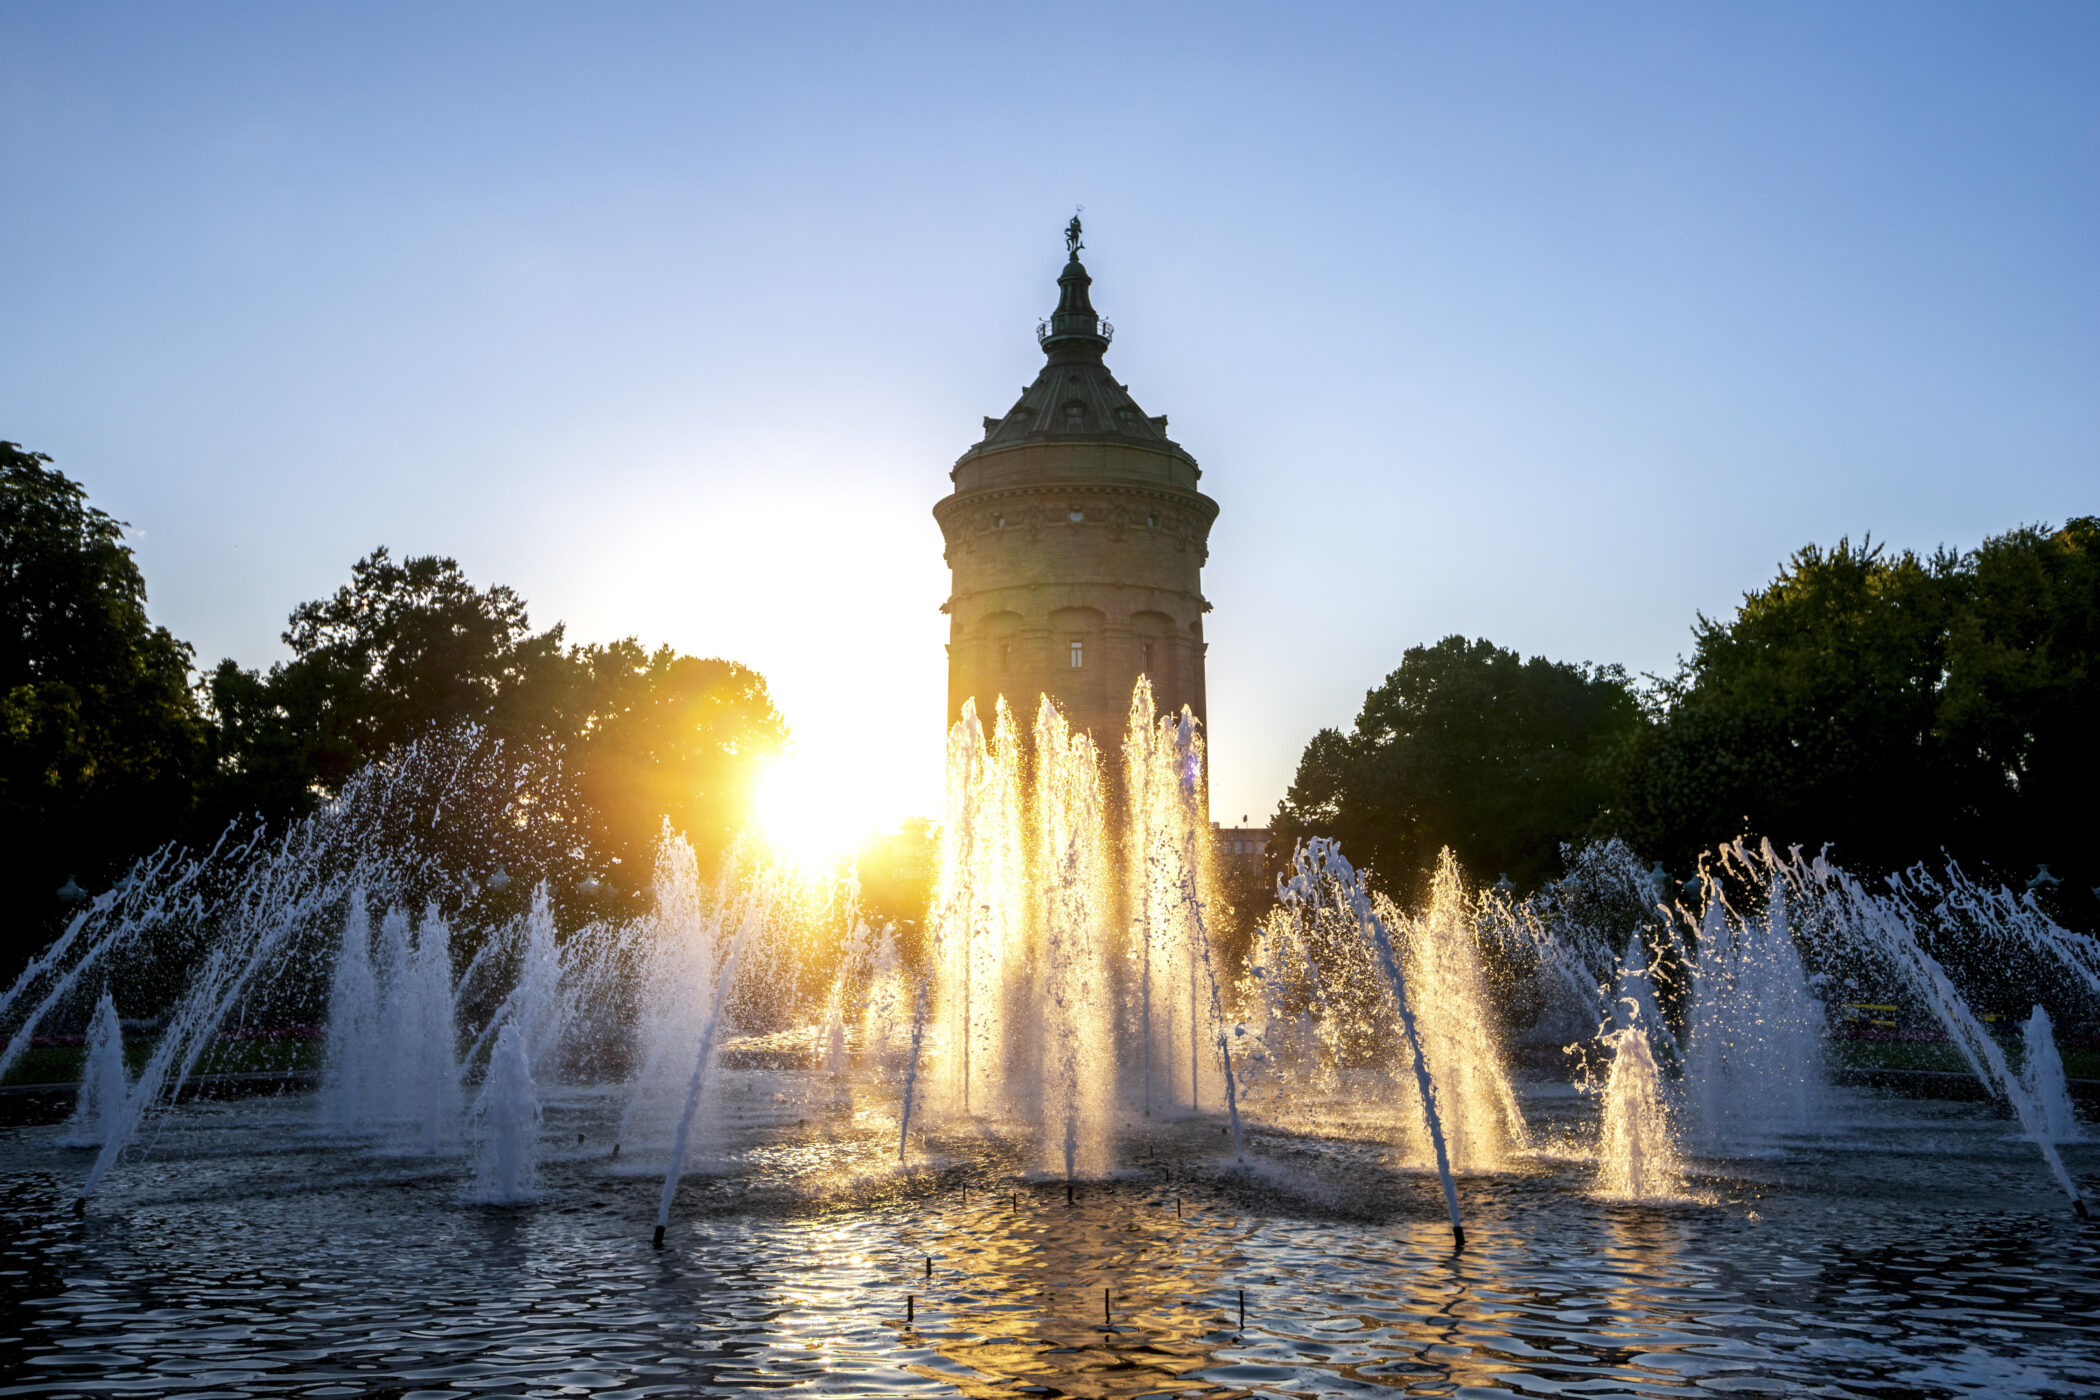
[1939,518,2099,877]
[1273,635,1643,901]
[0,443,207,940]
[1616,520,2100,898]
[206,547,567,811]
[568,640,786,878]
[1612,537,1962,876]
[207,549,786,891]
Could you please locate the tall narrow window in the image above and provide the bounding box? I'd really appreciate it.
[1069,639,1084,669]
[1140,641,1152,673]
[1000,644,1011,673]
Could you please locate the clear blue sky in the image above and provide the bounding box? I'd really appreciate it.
[3,3,2094,831]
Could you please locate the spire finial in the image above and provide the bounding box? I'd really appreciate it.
[1039,210,1110,360]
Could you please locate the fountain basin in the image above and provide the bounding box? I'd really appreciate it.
[4,1070,2096,1398]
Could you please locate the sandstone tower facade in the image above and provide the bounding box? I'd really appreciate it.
[934,223,1217,756]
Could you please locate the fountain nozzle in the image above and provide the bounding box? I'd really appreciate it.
[71,1197,86,1218]
[2076,1200,2089,1221]
[651,1224,665,1248]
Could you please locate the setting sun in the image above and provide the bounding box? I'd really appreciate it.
[752,747,879,870]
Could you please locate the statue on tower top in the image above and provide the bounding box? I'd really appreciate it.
[1065,211,1084,258]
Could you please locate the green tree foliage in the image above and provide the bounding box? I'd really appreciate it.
[1616,520,2099,887]
[0,443,207,911]
[204,548,565,817]
[1941,520,2099,869]
[208,548,788,888]
[565,641,784,878]
[1272,636,1643,901]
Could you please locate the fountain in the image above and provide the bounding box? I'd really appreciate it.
[1242,842,1526,1188]
[2021,1005,2083,1145]
[1124,689,1230,1122]
[58,991,127,1149]
[470,1023,539,1202]
[1594,1003,1685,1202]
[318,891,380,1134]
[1741,842,2089,1216]
[4,687,2098,1394]
[1680,884,1825,1155]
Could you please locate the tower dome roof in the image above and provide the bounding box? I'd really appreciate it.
[956,221,1192,470]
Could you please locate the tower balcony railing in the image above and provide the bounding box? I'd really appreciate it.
[1037,317,1114,346]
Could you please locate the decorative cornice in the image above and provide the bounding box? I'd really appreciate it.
[935,484,1217,565]
[934,479,1218,525]
[940,580,1213,615]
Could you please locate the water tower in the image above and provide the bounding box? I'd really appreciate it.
[933,219,1218,762]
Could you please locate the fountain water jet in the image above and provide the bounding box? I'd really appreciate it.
[653,914,752,1247]
[1788,847,2084,1215]
[2021,1006,2082,1146]
[319,891,381,1134]
[60,992,128,1149]
[1179,845,1244,1165]
[898,977,930,1163]
[1681,885,1825,1156]
[1595,1003,1685,1202]
[1271,840,1466,1244]
[393,909,463,1155]
[1030,700,1115,1181]
[1394,853,1528,1169]
[471,1024,539,1202]
[1125,694,1228,1118]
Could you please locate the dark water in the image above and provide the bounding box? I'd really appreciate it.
[3,1077,2097,1398]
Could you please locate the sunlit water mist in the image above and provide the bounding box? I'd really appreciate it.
[1240,844,1524,1176]
[0,717,2091,1393]
[1595,1007,1688,1202]
[918,681,1219,1180]
[1125,687,1234,1122]
[4,704,2098,1396]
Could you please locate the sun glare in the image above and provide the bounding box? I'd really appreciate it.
[753,749,876,870]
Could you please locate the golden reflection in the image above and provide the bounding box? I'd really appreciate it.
[894,1172,1240,1398]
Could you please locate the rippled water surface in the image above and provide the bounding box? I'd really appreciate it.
[3,1076,2097,1398]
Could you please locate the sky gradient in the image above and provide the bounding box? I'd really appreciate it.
[3,3,2095,833]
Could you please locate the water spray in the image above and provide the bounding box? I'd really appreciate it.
[653,923,752,1246]
[1299,840,1464,1246]
[897,977,929,1163]
[1179,840,1244,1164]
